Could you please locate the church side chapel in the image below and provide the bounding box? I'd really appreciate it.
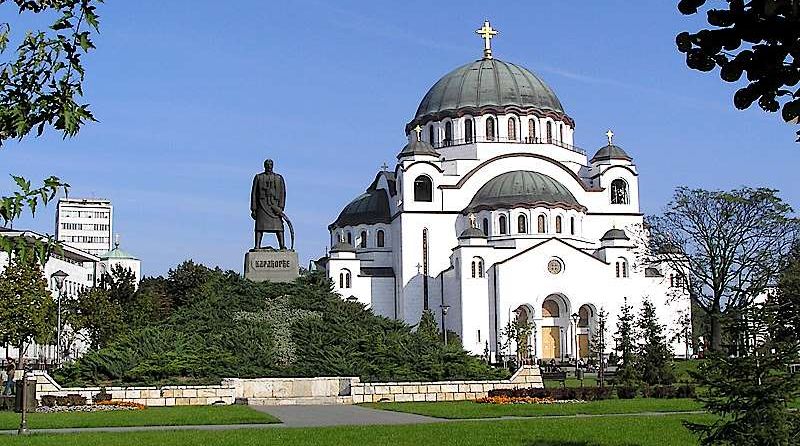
[323,21,690,361]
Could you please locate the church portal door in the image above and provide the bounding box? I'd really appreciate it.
[542,326,560,359]
[578,334,589,358]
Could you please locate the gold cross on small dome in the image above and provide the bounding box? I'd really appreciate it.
[606,129,614,145]
[414,124,423,141]
[475,20,498,59]
[468,213,477,228]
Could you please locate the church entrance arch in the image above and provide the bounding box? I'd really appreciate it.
[512,305,534,363]
[540,294,570,360]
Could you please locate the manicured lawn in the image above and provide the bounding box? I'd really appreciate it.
[0,405,278,430]
[363,398,703,419]
[3,414,711,446]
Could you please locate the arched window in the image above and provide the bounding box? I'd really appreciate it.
[428,125,435,146]
[537,214,546,233]
[444,121,453,146]
[616,258,629,278]
[486,116,496,141]
[498,215,507,235]
[339,269,352,288]
[559,123,564,142]
[570,217,575,235]
[517,214,527,233]
[578,305,592,328]
[546,121,553,143]
[507,117,517,141]
[376,230,385,247]
[471,257,484,278]
[482,217,489,235]
[555,216,562,233]
[465,118,474,143]
[414,175,433,202]
[542,299,560,317]
[528,118,536,142]
[611,179,629,204]
[346,231,352,245]
[359,230,367,248]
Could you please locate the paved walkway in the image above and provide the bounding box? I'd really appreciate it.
[0,406,702,435]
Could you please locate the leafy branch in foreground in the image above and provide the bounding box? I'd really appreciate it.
[0,0,103,145]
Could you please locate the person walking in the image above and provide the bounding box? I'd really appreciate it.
[2,358,15,396]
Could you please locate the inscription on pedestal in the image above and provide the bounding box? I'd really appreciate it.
[244,250,299,283]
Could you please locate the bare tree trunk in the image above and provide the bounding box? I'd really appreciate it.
[710,310,722,352]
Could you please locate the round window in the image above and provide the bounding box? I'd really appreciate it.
[547,259,563,275]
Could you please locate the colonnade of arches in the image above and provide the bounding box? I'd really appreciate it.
[509,295,596,361]
[419,114,573,148]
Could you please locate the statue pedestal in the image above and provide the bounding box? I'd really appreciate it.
[244,249,300,283]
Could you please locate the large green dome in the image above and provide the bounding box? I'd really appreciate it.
[410,58,568,128]
[465,170,584,213]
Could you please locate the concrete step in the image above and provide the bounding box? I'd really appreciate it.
[240,396,352,406]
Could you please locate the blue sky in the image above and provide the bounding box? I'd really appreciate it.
[2,1,798,276]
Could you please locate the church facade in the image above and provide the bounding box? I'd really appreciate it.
[324,22,690,361]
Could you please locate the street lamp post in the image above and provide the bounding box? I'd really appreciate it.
[440,304,450,345]
[571,312,580,380]
[50,270,68,365]
[17,364,30,435]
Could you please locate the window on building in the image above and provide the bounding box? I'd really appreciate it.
[471,257,484,278]
[377,230,385,247]
[542,299,560,317]
[537,214,546,233]
[508,117,517,141]
[486,116,496,141]
[465,118,474,143]
[444,121,453,146]
[428,125,435,146]
[518,214,527,233]
[359,230,367,248]
[611,179,629,204]
[528,118,536,142]
[346,232,352,245]
[578,305,592,328]
[482,217,489,235]
[616,258,629,278]
[670,273,685,288]
[570,217,575,235]
[499,215,507,235]
[339,269,352,288]
[555,216,562,233]
[477,329,481,343]
[546,121,553,143]
[413,175,433,202]
[559,123,564,142]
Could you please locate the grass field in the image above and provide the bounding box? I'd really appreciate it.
[363,398,703,419]
[0,405,278,430]
[3,413,711,446]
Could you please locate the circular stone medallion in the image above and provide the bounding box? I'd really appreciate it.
[547,259,563,275]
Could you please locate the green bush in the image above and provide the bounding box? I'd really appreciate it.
[56,265,506,386]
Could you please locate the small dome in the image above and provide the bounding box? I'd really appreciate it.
[99,245,138,260]
[459,227,487,239]
[591,144,631,162]
[464,170,583,213]
[397,140,438,159]
[330,241,356,253]
[601,229,629,241]
[330,188,390,229]
[409,58,570,129]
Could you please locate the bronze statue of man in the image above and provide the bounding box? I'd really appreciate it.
[251,159,286,250]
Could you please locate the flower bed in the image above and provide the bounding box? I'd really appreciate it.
[36,400,146,413]
[477,396,585,405]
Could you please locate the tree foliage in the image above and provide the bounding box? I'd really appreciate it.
[636,297,675,386]
[0,255,53,362]
[56,263,507,386]
[676,0,800,141]
[647,186,798,351]
[613,298,638,386]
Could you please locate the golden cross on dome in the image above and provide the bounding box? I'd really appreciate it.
[468,213,477,228]
[606,129,614,145]
[475,20,498,59]
[414,124,423,141]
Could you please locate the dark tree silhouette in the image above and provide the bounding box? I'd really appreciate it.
[676,1,800,141]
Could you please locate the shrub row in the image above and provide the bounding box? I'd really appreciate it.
[489,384,696,401]
[40,394,87,407]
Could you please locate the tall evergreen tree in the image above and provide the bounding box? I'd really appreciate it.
[613,298,638,386]
[636,297,675,386]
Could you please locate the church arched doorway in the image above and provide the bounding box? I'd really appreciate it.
[513,305,534,363]
[540,294,570,360]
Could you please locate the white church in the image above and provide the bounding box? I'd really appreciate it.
[324,22,690,361]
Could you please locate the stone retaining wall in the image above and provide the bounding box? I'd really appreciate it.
[351,365,543,403]
[30,366,542,407]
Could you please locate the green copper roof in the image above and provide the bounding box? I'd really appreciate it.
[99,246,138,260]
[397,140,438,159]
[415,58,564,121]
[330,188,391,229]
[465,170,583,213]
